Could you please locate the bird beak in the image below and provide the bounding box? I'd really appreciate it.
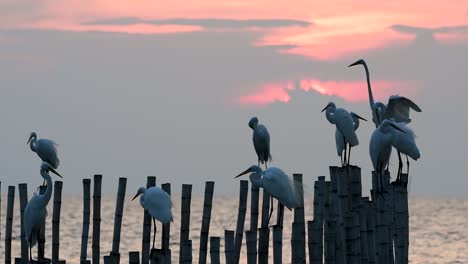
[27,135,33,144]
[132,191,141,201]
[348,60,362,67]
[321,103,330,113]
[234,168,252,178]
[354,114,367,121]
[389,123,407,134]
[49,168,62,178]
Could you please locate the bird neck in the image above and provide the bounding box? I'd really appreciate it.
[353,116,360,130]
[39,170,53,206]
[362,62,375,108]
[139,191,146,208]
[325,107,336,124]
[249,173,263,188]
[29,136,37,152]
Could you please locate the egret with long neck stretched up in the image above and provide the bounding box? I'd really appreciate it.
[322,102,365,166]
[249,117,272,169]
[132,186,173,250]
[24,162,62,262]
[235,165,302,227]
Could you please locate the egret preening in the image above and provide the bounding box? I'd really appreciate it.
[235,165,302,227]
[27,132,60,185]
[391,122,421,182]
[348,59,422,127]
[249,117,272,169]
[322,102,364,166]
[132,186,173,250]
[24,162,62,262]
[335,112,367,166]
[369,120,406,191]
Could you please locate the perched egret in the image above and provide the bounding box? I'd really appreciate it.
[249,117,272,169]
[369,120,406,191]
[322,102,363,166]
[27,132,60,186]
[132,186,173,250]
[24,162,62,262]
[391,122,421,182]
[348,59,422,127]
[235,165,302,226]
[335,112,367,166]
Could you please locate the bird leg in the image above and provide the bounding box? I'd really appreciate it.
[348,145,352,166]
[267,196,274,228]
[29,238,33,262]
[152,218,157,250]
[343,136,347,167]
[397,151,403,183]
[406,155,410,175]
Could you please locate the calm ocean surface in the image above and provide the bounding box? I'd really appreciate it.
[0,196,467,263]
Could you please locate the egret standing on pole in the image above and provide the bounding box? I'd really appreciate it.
[132,186,173,250]
[235,165,302,226]
[390,122,421,182]
[27,132,60,186]
[249,117,272,169]
[335,112,367,166]
[24,162,62,262]
[322,102,365,166]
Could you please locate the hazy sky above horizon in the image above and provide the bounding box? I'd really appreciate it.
[1,0,467,197]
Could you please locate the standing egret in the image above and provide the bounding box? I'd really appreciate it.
[369,120,406,191]
[322,102,362,166]
[24,162,62,262]
[249,117,272,169]
[27,132,60,186]
[235,165,302,226]
[391,122,421,182]
[132,186,173,250]
[335,112,367,166]
[348,59,422,127]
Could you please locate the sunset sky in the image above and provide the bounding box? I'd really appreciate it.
[1,0,467,196]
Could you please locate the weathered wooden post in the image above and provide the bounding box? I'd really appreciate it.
[81,179,92,264]
[52,181,65,264]
[224,230,235,264]
[92,175,102,264]
[5,186,15,264]
[291,173,306,264]
[245,230,257,264]
[18,183,29,263]
[198,181,215,264]
[179,184,192,264]
[161,183,172,262]
[141,176,156,264]
[258,189,270,264]
[234,180,249,263]
[129,252,140,264]
[108,177,127,264]
[209,237,220,264]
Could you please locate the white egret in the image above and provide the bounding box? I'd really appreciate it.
[27,132,60,186]
[369,120,406,191]
[335,112,367,166]
[322,102,362,166]
[348,59,422,127]
[235,165,302,226]
[249,117,272,169]
[24,162,62,262]
[391,122,421,182]
[132,186,173,250]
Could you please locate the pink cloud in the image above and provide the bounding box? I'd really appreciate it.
[237,78,421,105]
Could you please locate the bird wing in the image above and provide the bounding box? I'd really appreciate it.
[253,125,272,163]
[263,168,301,210]
[144,187,173,223]
[335,109,359,146]
[384,95,422,123]
[24,195,47,246]
[335,129,345,156]
[36,139,60,169]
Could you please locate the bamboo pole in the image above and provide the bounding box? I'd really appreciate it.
[198,181,215,264]
[161,183,172,262]
[80,179,91,264]
[359,197,370,264]
[181,240,192,264]
[179,184,192,264]
[245,230,257,264]
[234,180,249,263]
[18,183,29,263]
[291,173,305,264]
[52,181,63,263]
[330,167,346,264]
[224,230,235,264]
[258,189,270,264]
[209,237,220,264]
[38,185,47,260]
[312,176,326,264]
[308,220,322,264]
[366,198,377,264]
[323,181,334,263]
[129,252,140,264]
[273,225,283,264]
[109,177,127,263]
[250,185,260,230]
[141,176,156,264]
[324,219,336,264]
[92,175,102,264]
[5,186,15,264]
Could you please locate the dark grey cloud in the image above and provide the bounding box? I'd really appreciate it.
[391,24,468,41]
[85,17,312,28]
